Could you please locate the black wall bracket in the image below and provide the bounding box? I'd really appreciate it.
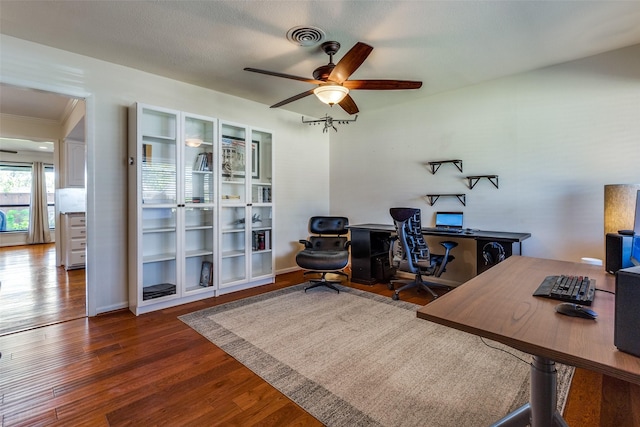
[466,175,499,189]
[426,194,467,206]
[427,159,463,174]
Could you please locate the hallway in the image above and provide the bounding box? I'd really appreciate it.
[0,243,85,336]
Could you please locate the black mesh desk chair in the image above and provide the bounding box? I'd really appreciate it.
[296,216,351,293]
[389,208,457,300]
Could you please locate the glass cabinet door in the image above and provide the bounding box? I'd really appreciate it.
[140,107,177,205]
[250,128,273,279]
[220,123,247,205]
[141,207,177,301]
[183,206,215,293]
[183,114,215,204]
[219,206,248,287]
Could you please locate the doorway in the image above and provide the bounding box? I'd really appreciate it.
[0,83,88,335]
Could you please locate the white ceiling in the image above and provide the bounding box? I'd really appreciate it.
[2,1,640,121]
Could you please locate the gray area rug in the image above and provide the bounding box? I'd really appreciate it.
[180,284,574,427]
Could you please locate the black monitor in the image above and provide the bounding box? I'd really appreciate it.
[632,190,640,266]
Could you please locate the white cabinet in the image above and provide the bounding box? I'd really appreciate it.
[62,213,86,270]
[128,103,217,315]
[218,122,274,294]
[61,139,85,187]
[128,104,275,314]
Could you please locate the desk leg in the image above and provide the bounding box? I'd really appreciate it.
[491,356,569,427]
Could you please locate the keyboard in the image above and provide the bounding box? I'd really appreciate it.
[532,275,596,306]
[423,227,464,233]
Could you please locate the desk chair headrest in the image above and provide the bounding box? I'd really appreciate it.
[390,208,420,223]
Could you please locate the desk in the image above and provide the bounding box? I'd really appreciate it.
[348,223,531,285]
[417,256,640,426]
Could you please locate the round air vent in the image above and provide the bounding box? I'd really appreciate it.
[286,26,326,47]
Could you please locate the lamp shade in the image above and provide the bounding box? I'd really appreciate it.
[313,84,349,105]
[604,184,640,234]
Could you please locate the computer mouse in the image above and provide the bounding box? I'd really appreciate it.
[464,228,473,234]
[555,303,598,320]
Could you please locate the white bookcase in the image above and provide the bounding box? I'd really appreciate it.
[128,103,274,314]
[128,103,217,315]
[218,122,274,294]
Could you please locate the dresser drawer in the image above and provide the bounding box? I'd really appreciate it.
[70,239,86,251]
[68,251,86,266]
[69,215,86,227]
[70,227,86,239]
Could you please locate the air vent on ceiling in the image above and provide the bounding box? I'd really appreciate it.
[286,26,326,47]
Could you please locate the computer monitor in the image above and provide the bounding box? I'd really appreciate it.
[631,190,640,266]
[435,212,464,229]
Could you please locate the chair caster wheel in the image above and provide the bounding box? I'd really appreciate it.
[387,283,394,290]
[392,293,399,301]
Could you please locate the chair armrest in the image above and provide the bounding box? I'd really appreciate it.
[344,241,352,250]
[299,239,313,249]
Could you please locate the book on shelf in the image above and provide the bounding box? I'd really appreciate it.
[252,230,271,251]
[194,152,213,171]
[253,185,272,203]
[142,144,152,163]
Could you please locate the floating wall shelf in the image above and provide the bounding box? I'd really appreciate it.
[427,159,463,174]
[466,175,499,189]
[426,194,466,206]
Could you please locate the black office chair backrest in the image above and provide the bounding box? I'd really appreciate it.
[307,216,349,251]
[390,208,430,271]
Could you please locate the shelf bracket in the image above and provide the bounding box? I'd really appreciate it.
[466,175,499,189]
[426,159,463,175]
[426,194,466,206]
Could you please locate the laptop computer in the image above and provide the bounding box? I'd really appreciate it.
[425,211,464,232]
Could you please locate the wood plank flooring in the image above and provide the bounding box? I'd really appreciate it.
[0,243,86,336]
[0,244,636,426]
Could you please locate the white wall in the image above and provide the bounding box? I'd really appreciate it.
[1,35,330,314]
[330,44,640,283]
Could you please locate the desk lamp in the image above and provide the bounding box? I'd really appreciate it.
[604,184,640,235]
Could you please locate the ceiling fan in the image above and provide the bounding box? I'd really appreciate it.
[244,41,422,115]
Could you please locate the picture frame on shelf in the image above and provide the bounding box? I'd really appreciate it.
[199,261,213,287]
[221,136,259,179]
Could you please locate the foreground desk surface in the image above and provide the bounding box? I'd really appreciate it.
[417,255,640,385]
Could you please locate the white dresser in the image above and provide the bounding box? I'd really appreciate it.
[62,212,86,270]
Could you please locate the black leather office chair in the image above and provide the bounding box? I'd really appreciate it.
[296,216,351,293]
[389,208,457,300]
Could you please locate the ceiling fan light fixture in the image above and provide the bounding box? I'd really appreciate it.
[313,84,349,105]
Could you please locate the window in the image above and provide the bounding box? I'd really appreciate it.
[0,164,55,232]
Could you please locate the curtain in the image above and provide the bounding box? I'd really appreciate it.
[26,162,51,244]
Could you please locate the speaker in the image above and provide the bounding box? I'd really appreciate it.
[606,233,633,274]
[615,266,640,357]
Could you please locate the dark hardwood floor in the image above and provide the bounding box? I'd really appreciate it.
[0,243,86,336]
[0,244,635,426]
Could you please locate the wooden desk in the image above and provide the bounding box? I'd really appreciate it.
[348,223,531,284]
[417,256,640,426]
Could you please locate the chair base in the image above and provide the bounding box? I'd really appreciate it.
[389,278,451,301]
[303,271,347,294]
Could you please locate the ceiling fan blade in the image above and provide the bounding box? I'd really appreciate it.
[338,94,359,115]
[244,68,324,84]
[343,80,423,90]
[270,89,315,108]
[328,42,373,84]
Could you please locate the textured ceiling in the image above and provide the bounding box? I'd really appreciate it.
[2,1,640,120]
